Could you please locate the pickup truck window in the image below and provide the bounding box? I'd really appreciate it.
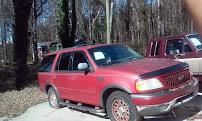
[56,53,71,71]
[188,34,202,50]
[151,41,160,56]
[184,42,192,52]
[88,44,143,66]
[166,39,183,54]
[39,54,56,72]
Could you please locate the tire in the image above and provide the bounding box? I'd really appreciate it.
[48,87,62,109]
[106,91,142,121]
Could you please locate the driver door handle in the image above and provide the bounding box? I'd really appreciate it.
[70,76,77,80]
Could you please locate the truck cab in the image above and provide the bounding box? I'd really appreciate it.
[145,33,202,82]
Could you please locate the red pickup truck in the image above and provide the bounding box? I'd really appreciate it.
[38,44,198,121]
[145,33,202,82]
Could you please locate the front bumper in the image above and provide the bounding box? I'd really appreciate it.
[131,77,199,116]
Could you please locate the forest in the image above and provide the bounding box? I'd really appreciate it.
[0,0,196,90]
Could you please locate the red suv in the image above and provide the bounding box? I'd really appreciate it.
[38,44,198,121]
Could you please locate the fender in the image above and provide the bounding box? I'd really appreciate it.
[99,84,132,107]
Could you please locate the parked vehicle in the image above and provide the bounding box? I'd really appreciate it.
[145,33,202,82]
[38,44,198,121]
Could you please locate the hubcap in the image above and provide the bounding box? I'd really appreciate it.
[49,91,57,107]
[112,99,130,121]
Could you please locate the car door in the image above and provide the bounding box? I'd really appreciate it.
[53,52,71,99]
[68,51,98,105]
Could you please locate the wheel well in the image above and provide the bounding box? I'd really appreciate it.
[102,88,128,108]
[45,85,52,94]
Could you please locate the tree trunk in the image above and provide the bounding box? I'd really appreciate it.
[33,0,39,62]
[76,0,85,37]
[12,0,33,90]
[70,0,76,42]
[88,0,92,41]
[3,20,7,64]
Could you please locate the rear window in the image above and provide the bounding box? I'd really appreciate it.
[150,41,160,56]
[39,54,56,72]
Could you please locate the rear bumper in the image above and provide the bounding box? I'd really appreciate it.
[130,77,199,116]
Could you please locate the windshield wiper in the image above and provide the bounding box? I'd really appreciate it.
[102,60,124,65]
[126,56,138,61]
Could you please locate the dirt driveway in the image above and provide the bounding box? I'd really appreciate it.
[0,95,202,121]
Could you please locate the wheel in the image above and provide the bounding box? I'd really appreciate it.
[106,91,142,121]
[48,87,62,109]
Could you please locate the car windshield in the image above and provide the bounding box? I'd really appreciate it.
[187,34,202,50]
[88,44,143,66]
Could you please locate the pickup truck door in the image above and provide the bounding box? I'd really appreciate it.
[177,58,202,77]
[165,38,202,76]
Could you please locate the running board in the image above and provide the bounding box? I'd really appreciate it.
[60,101,105,113]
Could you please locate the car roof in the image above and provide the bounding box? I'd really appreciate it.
[45,43,120,56]
[149,32,198,42]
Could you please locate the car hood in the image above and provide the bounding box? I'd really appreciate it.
[103,58,187,78]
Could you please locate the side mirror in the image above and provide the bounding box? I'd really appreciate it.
[174,53,185,59]
[77,63,89,71]
[169,49,180,55]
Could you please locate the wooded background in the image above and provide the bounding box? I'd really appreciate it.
[0,0,195,62]
[0,0,196,90]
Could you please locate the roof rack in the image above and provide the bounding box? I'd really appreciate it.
[74,43,96,47]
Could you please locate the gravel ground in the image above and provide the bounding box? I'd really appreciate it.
[0,86,47,117]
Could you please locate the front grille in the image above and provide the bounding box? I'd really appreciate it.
[163,69,190,87]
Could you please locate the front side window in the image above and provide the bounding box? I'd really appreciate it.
[166,39,183,55]
[72,52,88,71]
[39,54,56,72]
[184,42,192,52]
[187,34,202,50]
[88,44,143,66]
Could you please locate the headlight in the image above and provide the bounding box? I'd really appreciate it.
[136,78,163,91]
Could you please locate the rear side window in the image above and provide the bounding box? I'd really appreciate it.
[39,54,56,72]
[150,41,160,56]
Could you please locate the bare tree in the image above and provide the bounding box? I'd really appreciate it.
[31,0,47,62]
[0,0,13,64]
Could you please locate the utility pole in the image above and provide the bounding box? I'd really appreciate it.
[110,1,113,40]
[106,0,110,44]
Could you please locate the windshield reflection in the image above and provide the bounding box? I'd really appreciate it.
[88,44,143,66]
